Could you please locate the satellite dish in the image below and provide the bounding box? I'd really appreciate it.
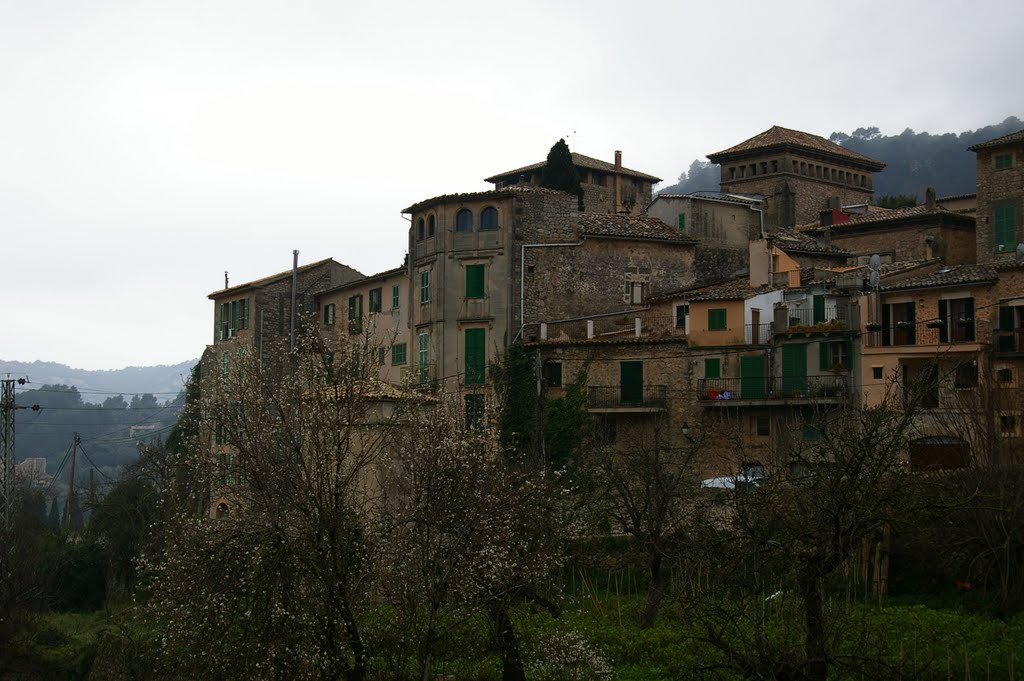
[869,270,881,289]
[868,254,881,271]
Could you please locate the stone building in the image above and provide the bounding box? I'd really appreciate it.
[707,126,886,230]
[401,184,697,409]
[970,128,1024,263]
[485,150,661,216]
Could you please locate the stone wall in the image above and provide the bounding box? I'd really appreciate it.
[647,196,760,248]
[829,222,976,264]
[974,142,1024,263]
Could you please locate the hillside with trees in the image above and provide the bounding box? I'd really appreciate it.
[661,115,1024,200]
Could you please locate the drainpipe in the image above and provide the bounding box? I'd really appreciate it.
[290,250,298,352]
[516,240,585,343]
[749,202,766,239]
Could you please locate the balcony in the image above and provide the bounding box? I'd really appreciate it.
[774,304,858,335]
[864,321,979,350]
[401,363,438,389]
[745,323,772,345]
[458,297,491,321]
[697,375,848,405]
[587,385,667,412]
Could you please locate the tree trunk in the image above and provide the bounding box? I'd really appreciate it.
[490,604,526,681]
[799,569,828,681]
[640,550,663,629]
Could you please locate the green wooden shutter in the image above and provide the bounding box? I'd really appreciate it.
[704,358,721,379]
[240,299,249,329]
[938,299,949,343]
[813,296,825,324]
[740,355,766,399]
[466,264,485,298]
[219,303,227,339]
[819,342,831,371]
[708,308,727,331]
[782,344,808,395]
[994,206,1016,251]
[465,328,485,384]
[392,285,400,309]
[620,361,644,404]
[677,213,686,232]
[963,297,975,341]
[420,271,430,303]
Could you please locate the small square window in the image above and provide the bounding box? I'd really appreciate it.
[995,153,1013,171]
[872,366,883,380]
[756,415,770,436]
[542,361,562,388]
[1000,414,1016,434]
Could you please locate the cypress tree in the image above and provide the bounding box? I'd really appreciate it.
[540,139,584,210]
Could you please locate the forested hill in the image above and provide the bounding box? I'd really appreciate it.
[661,115,1024,200]
[0,358,197,403]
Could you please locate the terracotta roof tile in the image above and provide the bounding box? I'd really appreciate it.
[485,152,662,183]
[968,128,1024,151]
[209,258,363,299]
[402,185,568,214]
[651,277,778,302]
[797,204,975,233]
[708,125,886,169]
[881,263,997,291]
[768,227,851,256]
[577,213,695,243]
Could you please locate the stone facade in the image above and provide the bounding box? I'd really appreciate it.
[971,131,1024,263]
[646,194,761,248]
[707,126,885,230]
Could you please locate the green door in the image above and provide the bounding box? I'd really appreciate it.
[782,344,808,396]
[740,355,766,399]
[620,361,643,404]
[813,295,826,324]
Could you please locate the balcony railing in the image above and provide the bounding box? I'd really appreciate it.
[697,375,848,402]
[864,321,978,348]
[459,297,491,320]
[588,385,667,409]
[745,323,773,345]
[401,363,437,387]
[774,304,858,335]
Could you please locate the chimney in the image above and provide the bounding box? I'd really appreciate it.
[925,186,936,210]
[613,150,623,214]
[827,196,841,211]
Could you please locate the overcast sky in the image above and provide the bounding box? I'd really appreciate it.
[3,0,1023,371]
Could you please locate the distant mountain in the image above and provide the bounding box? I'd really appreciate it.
[659,116,1024,201]
[0,359,197,404]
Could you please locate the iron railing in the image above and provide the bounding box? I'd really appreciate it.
[775,304,858,334]
[588,384,668,409]
[864,321,977,348]
[697,375,848,402]
[995,329,1024,353]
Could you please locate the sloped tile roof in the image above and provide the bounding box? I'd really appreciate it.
[209,258,364,299]
[968,128,1024,151]
[797,204,975,233]
[485,152,662,183]
[881,263,997,291]
[402,185,569,214]
[708,125,886,169]
[577,213,696,243]
[651,277,778,302]
[768,227,851,256]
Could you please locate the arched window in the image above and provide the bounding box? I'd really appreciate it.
[428,214,436,237]
[455,209,473,232]
[417,217,425,241]
[216,502,230,518]
[480,207,499,230]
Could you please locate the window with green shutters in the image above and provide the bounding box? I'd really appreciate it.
[704,358,721,379]
[420,271,430,303]
[219,298,249,339]
[464,328,486,384]
[392,285,400,309]
[369,288,382,313]
[391,343,407,365]
[466,264,485,299]
[221,351,230,378]
[812,295,826,324]
[348,295,363,334]
[994,205,1017,252]
[418,333,430,382]
[708,308,727,331]
[995,153,1013,170]
[324,303,336,325]
[677,213,686,232]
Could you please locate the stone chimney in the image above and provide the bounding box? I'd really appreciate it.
[925,186,936,210]
[613,150,623,214]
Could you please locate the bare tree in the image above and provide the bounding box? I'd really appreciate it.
[144,335,397,681]
[379,397,566,681]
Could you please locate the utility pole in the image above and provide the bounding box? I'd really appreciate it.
[2,375,31,531]
[64,432,79,528]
